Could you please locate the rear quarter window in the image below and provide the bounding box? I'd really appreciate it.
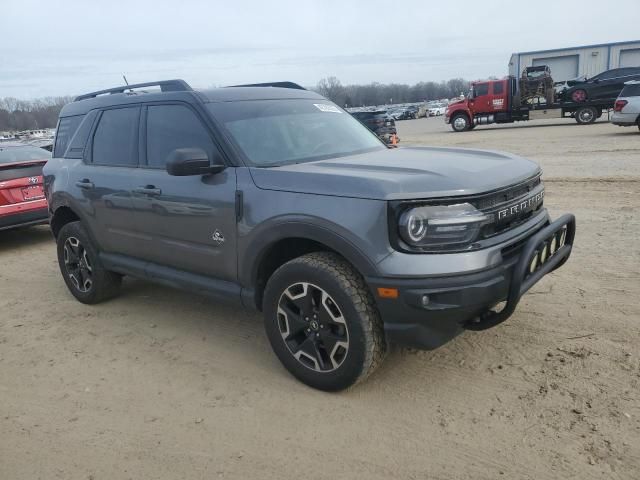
[620,84,640,97]
[54,115,84,157]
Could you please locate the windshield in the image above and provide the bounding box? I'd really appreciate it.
[0,145,50,164]
[209,99,385,167]
[527,70,546,79]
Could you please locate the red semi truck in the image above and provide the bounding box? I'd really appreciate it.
[445,76,614,132]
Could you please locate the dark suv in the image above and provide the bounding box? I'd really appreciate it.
[44,79,575,391]
[563,67,640,103]
[350,111,397,143]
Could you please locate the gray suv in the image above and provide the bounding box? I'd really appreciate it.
[44,79,575,391]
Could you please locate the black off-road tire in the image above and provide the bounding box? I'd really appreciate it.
[56,221,121,304]
[263,252,386,391]
[575,106,598,125]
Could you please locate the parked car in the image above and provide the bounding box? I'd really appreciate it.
[416,104,429,118]
[389,107,416,120]
[428,106,446,116]
[612,81,640,131]
[404,106,419,119]
[562,67,640,103]
[350,110,398,143]
[44,79,575,391]
[387,108,405,121]
[0,143,50,231]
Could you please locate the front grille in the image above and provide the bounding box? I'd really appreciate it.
[482,208,540,237]
[472,175,541,210]
[471,175,544,239]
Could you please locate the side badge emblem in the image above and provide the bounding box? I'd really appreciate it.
[212,230,225,245]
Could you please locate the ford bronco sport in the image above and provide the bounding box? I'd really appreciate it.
[44,79,575,391]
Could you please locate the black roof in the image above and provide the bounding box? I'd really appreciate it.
[61,79,324,117]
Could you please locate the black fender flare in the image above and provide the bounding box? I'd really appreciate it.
[239,219,379,291]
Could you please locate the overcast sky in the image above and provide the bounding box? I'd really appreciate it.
[2,0,639,99]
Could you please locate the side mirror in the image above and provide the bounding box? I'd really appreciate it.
[165,148,225,176]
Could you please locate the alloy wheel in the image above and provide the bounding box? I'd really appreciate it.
[453,116,468,131]
[276,282,349,372]
[578,108,595,123]
[63,236,93,292]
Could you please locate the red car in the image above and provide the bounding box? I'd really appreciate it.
[0,143,50,231]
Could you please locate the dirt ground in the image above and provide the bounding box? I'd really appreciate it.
[1,117,639,480]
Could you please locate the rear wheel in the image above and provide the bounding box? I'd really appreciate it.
[575,106,598,125]
[451,113,471,132]
[263,252,386,391]
[571,89,587,102]
[56,221,121,304]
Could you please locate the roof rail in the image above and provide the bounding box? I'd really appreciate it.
[74,79,193,101]
[227,81,306,90]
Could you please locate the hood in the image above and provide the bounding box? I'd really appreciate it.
[249,147,541,201]
[447,98,466,107]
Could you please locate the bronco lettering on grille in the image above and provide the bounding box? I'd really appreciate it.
[497,191,544,221]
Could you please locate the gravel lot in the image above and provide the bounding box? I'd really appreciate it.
[1,117,639,480]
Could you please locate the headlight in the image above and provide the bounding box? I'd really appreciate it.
[398,203,488,249]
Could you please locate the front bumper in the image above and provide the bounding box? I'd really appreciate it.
[367,214,576,350]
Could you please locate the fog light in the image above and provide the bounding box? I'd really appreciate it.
[529,253,539,273]
[559,228,567,247]
[540,243,549,263]
[550,236,558,254]
[421,295,430,307]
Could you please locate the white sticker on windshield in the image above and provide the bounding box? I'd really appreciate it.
[314,103,342,113]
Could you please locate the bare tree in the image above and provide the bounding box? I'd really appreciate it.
[313,77,470,107]
[0,96,72,132]
[316,77,347,106]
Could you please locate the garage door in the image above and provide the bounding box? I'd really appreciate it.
[619,48,640,67]
[533,55,579,82]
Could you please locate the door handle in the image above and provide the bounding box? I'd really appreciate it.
[75,179,94,189]
[133,185,162,196]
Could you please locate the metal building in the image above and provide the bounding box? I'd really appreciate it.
[509,40,640,82]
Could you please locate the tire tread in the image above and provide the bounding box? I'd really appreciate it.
[274,252,386,386]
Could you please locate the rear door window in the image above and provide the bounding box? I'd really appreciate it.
[91,107,140,166]
[54,115,84,157]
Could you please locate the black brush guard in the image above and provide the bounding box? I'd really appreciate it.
[464,214,576,331]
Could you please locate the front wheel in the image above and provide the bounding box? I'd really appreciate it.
[56,221,121,304]
[451,113,471,132]
[575,106,598,125]
[263,252,386,391]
